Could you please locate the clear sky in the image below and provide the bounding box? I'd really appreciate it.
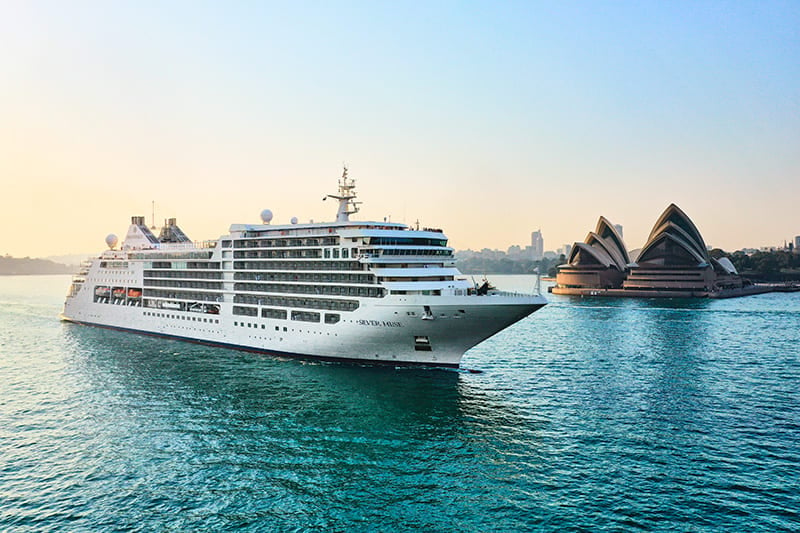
[1,1,798,258]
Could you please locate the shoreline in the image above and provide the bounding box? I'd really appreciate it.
[550,282,800,299]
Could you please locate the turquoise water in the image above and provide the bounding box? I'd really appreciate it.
[1,274,799,531]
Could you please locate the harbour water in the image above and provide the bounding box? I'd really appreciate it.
[1,274,799,531]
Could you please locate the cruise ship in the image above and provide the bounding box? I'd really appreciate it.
[62,169,547,367]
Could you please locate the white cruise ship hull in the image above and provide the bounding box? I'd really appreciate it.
[62,292,545,367]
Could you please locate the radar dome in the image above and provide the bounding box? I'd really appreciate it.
[290,217,298,224]
[105,234,118,249]
[260,209,273,224]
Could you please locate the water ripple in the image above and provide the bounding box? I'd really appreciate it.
[1,275,799,530]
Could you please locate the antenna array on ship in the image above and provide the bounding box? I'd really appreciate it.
[325,166,362,222]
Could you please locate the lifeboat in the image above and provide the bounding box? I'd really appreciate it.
[95,286,111,297]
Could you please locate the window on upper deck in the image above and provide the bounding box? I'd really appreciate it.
[367,237,448,246]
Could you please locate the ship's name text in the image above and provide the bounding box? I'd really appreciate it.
[356,319,403,328]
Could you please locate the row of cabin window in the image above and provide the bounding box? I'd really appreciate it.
[232,309,340,324]
[367,237,448,246]
[141,300,221,314]
[144,279,223,290]
[144,270,223,279]
[143,289,221,302]
[324,248,358,259]
[292,311,320,322]
[99,261,129,269]
[126,251,210,260]
[235,321,283,329]
[233,294,359,312]
[380,249,453,256]
[144,311,220,324]
[378,276,453,282]
[235,248,360,259]
[234,260,364,271]
[149,261,219,269]
[389,290,442,295]
[379,263,446,269]
[235,249,323,259]
[234,283,384,298]
[262,308,287,319]
[232,237,339,248]
[235,271,375,284]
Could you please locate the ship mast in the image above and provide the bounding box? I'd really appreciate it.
[325,166,361,222]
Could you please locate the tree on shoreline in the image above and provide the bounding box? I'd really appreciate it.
[707,249,798,282]
[461,248,800,282]
[456,254,566,277]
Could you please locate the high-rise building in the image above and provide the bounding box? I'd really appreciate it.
[531,230,544,260]
[794,236,800,253]
[614,224,624,238]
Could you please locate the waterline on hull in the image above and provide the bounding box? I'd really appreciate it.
[61,318,463,368]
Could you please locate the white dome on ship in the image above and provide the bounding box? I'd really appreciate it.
[105,234,118,249]
[260,209,273,224]
[290,217,298,224]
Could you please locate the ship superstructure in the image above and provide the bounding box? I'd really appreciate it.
[62,169,546,367]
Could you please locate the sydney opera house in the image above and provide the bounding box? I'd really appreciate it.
[553,204,744,297]
[554,216,630,290]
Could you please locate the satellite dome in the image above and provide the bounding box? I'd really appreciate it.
[105,234,118,249]
[260,209,273,224]
[290,217,298,225]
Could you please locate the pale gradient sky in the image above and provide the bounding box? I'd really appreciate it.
[1,1,798,258]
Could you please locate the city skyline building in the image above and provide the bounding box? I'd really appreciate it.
[531,230,544,260]
[557,244,573,257]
